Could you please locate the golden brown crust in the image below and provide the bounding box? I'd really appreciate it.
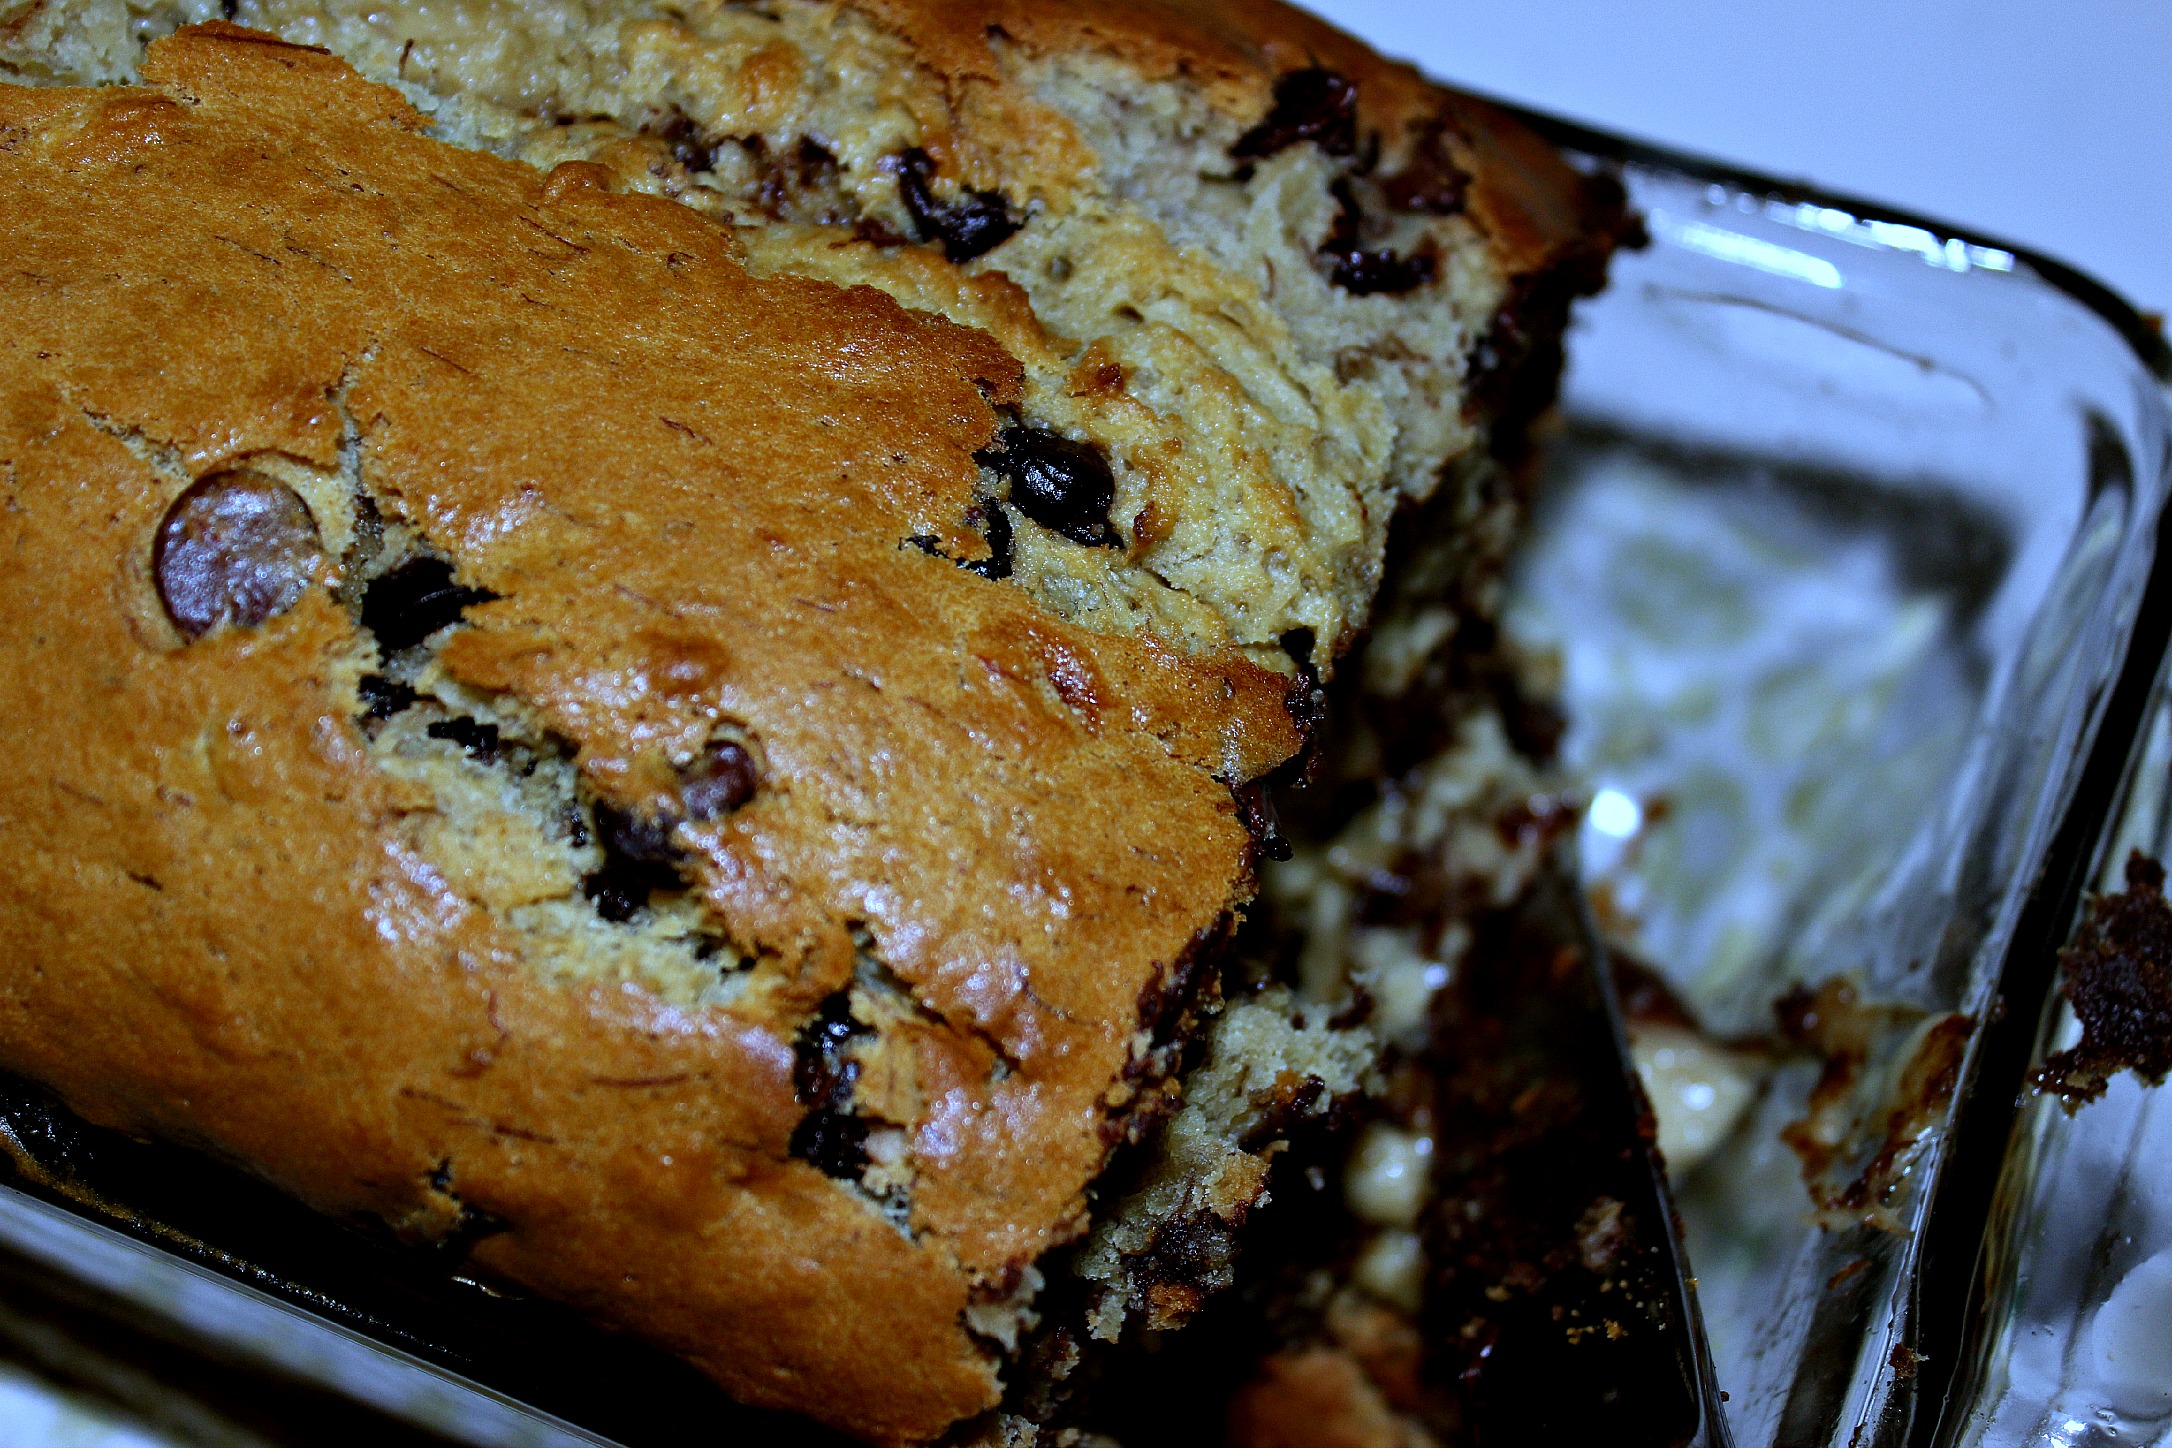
[0,22,1302,1441]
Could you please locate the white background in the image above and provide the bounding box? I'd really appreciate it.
[1296,0,2172,316]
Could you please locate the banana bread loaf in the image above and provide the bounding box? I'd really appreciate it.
[0,3,1626,1440]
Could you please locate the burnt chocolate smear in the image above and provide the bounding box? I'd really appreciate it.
[681,740,760,822]
[1322,181,1436,297]
[581,803,689,923]
[976,426,1121,549]
[2039,851,2172,1106]
[789,992,872,1178]
[889,148,1022,263]
[1231,68,1359,160]
[154,470,323,639]
[361,556,498,654]
[1381,120,1472,216]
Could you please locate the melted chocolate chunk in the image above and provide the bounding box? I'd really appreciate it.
[1231,68,1359,160]
[890,148,1022,263]
[976,427,1120,549]
[1381,121,1472,216]
[681,740,759,822]
[656,112,713,172]
[789,993,872,1178]
[580,802,688,922]
[2039,852,2172,1106]
[1321,180,1436,296]
[964,499,1015,578]
[1329,247,1437,296]
[360,556,498,654]
[356,673,420,721]
[153,470,322,640]
[425,716,506,763]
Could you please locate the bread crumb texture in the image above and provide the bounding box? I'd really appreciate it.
[0,3,1618,1441]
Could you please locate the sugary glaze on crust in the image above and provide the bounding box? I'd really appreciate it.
[0,25,1305,1440]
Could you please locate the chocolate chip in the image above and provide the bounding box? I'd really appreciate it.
[789,1112,871,1179]
[889,148,1022,263]
[1329,248,1437,295]
[976,427,1119,549]
[356,673,420,721]
[1231,68,1359,160]
[595,803,684,877]
[1321,180,1436,296]
[1382,121,1472,215]
[964,500,1014,578]
[425,716,506,763]
[681,740,759,822]
[580,801,688,921]
[153,470,322,640]
[906,502,1014,579]
[790,993,872,1178]
[360,556,497,654]
[657,113,714,172]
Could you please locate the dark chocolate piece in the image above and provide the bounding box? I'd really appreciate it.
[581,802,690,922]
[1231,68,1359,160]
[964,500,1015,578]
[356,673,420,721]
[154,470,322,639]
[1381,122,1472,216]
[976,427,1120,549]
[890,148,1022,263]
[1322,181,1436,297]
[360,556,497,654]
[681,741,759,822]
[789,993,871,1179]
[425,716,507,764]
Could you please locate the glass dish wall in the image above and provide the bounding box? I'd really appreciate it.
[1504,143,2172,1448]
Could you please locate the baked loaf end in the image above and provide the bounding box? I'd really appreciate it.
[6,0,1621,676]
[0,4,1626,1442]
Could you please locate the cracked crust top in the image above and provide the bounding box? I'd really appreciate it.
[0,2,1624,1441]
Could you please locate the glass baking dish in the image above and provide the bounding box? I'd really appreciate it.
[1504,115,2172,1448]
[1941,573,2172,1446]
[0,116,2164,1447]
